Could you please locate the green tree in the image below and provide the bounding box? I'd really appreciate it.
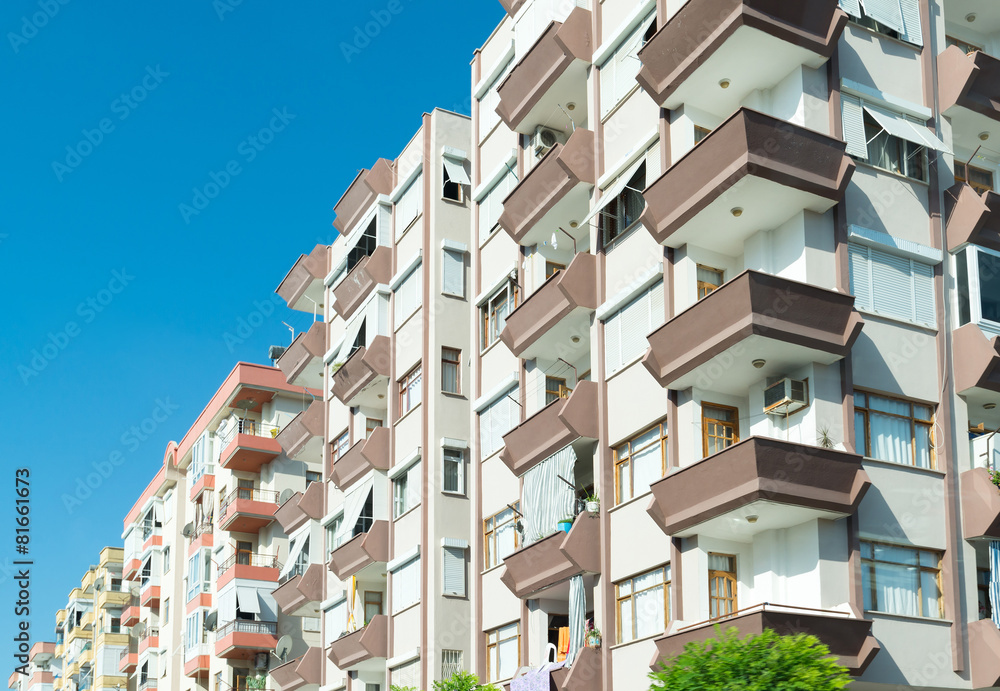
[432,670,500,691]
[649,626,852,691]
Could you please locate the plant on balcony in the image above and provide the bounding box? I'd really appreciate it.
[430,670,500,691]
[584,494,600,513]
[585,620,601,648]
[649,626,851,691]
[816,427,838,450]
[989,468,1000,493]
[557,516,575,533]
[246,673,267,690]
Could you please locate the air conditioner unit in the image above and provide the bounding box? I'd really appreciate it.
[532,126,566,158]
[764,378,809,415]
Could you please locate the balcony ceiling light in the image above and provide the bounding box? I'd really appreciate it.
[731,207,743,217]
[980,131,991,141]
[571,336,581,344]
[566,102,576,111]
[986,403,997,410]
[719,78,731,89]
[752,359,766,369]
[966,12,977,22]
[746,514,759,524]
[569,220,579,228]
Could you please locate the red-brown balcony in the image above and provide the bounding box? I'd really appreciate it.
[646,437,870,539]
[218,488,280,533]
[643,271,863,392]
[498,128,596,247]
[641,109,853,253]
[277,244,329,314]
[136,627,160,656]
[275,482,326,535]
[277,321,327,390]
[332,246,392,321]
[214,619,278,659]
[121,594,140,627]
[939,46,1000,153]
[954,325,1000,407]
[330,427,391,490]
[272,563,325,617]
[217,552,281,589]
[650,604,878,675]
[500,512,600,598]
[189,472,215,502]
[331,335,391,408]
[961,468,1000,540]
[139,576,160,607]
[636,0,846,113]
[183,645,211,678]
[496,8,593,134]
[327,520,390,581]
[945,183,1000,253]
[327,615,389,670]
[219,420,283,473]
[550,646,601,691]
[270,647,323,691]
[969,618,1000,689]
[188,521,214,554]
[500,252,598,359]
[332,159,394,234]
[118,646,137,674]
[500,381,599,476]
[276,400,325,462]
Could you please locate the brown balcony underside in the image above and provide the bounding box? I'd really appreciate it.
[954,324,1000,397]
[327,520,390,581]
[969,619,1000,689]
[275,400,325,461]
[333,159,394,234]
[270,647,323,691]
[330,426,391,490]
[497,0,526,17]
[331,335,391,405]
[271,564,325,617]
[500,512,601,598]
[332,246,393,320]
[277,321,327,387]
[945,183,1000,254]
[647,437,870,536]
[275,481,325,535]
[276,244,329,312]
[327,615,389,669]
[939,46,1000,125]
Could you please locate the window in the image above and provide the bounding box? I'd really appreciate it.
[365,419,383,437]
[545,261,565,278]
[162,600,169,626]
[854,390,934,468]
[395,173,423,236]
[839,0,922,45]
[190,433,213,483]
[599,11,656,118]
[848,242,936,327]
[614,421,668,504]
[862,110,927,181]
[708,553,738,619]
[236,540,253,566]
[600,162,646,247]
[479,57,513,139]
[364,591,383,624]
[391,556,421,613]
[393,461,422,517]
[479,386,520,459]
[442,347,461,394]
[442,543,467,597]
[979,568,993,620]
[956,246,1000,327]
[702,404,739,456]
[545,377,569,405]
[394,263,422,324]
[398,366,422,416]
[481,278,519,349]
[442,650,463,679]
[327,515,343,556]
[861,541,942,618]
[693,125,712,144]
[697,265,724,299]
[478,167,517,242]
[163,546,170,574]
[305,471,321,485]
[442,248,465,298]
[616,565,670,643]
[442,448,465,495]
[946,35,982,54]
[186,549,211,602]
[443,160,468,202]
[955,163,995,194]
[392,659,420,689]
[484,503,520,569]
[604,281,664,373]
[486,622,520,683]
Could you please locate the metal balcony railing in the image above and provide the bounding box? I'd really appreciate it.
[215,620,278,638]
[194,521,214,537]
[218,419,280,447]
[278,561,308,586]
[219,488,280,517]
[137,626,159,641]
[218,552,281,576]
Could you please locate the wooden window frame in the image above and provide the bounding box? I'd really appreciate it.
[442,347,462,395]
[545,261,566,278]
[483,503,520,570]
[485,622,520,683]
[708,553,738,620]
[615,565,670,644]
[860,540,943,618]
[482,279,519,350]
[946,35,983,55]
[854,389,936,468]
[363,590,383,624]
[613,420,668,505]
[398,365,422,416]
[955,162,995,194]
[702,403,740,457]
[545,376,570,406]
[696,264,725,300]
[365,419,383,438]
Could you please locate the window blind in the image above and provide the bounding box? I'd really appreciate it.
[394,263,422,324]
[442,545,466,597]
[442,248,465,297]
[391,556,421,613]
[479,58,513,137]
[479,168,516,241]
[600,11,655,118]
[849,242,936,327]
[395,174,423,236]
[479,385,520,458]
[860,0,904,32]
[604,280,664,373]
[392,659,421,689]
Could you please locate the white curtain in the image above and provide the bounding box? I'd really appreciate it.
[874,562,919,617]
[566,575,585,665]
[870,412,912,466]
[633,570,665,639]
[990,541,1000,628]
[521,446,576,545]
[335,476,374,545]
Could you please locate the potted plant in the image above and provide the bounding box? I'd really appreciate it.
[585,620,602,648]
[247,673,267,690]
[584,494,600,513]
[990,468,1000,493]
[557,516,575,533]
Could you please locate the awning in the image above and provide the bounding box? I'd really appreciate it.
[579,156,645,227]
[864,104,951,154]
[334,476,374,545]
[859,0,903,33]
[236,586,260,615]
[280,531,309,579]
[335,315,366,364]
[443,157,471,186]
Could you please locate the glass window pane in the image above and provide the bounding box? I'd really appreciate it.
[921,570,941,618]
[979,250,1000,323]
[919,551,938,567]
[618,599,633,643]
[914,424,932,469]
[497,637,518,680]
[631,443,663,496]
[873,543,918,565]
[617,460,631,502]
[634,584,664,639]
[618,580,632,597]
[634,569,664,590]
[862,564,874,611]
[870,411,913,465]
[874,562,919,616]
[855,411,868,456]
[868,395,910,416]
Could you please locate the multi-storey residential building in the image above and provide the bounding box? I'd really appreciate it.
[8,643,58,691]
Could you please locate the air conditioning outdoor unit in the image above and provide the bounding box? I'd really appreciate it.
[764,378,809,415]
[532,126,566,158]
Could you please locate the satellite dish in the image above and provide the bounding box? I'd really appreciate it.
[129,583,140,596]
[130,622,146,640]
[278,489,295,505]
[203,610,218,632]
[93,577,104,592]
[181,522,195,538]
[275,635,293,662]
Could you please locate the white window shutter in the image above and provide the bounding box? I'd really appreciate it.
[649,280,664,333]
[870,248,913,320]
[898,0,922,45]
[396,174,423,235]
[479,407,493,458]
[913,261,936,326]
[605,312,622,373]
[839,0,862,18]
[848,244,873,311]
[619,289,651,365]
[859,0,904,33]
[442,249,465,297]
[600,55,616,119]
[645,141,661,181]
[841,95,868,160]
[442,546,466,597]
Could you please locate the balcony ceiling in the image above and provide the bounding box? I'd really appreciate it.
[945,0,1000,34]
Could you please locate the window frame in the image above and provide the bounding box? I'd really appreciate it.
[614,420,668,505]
[484,503,520,570]
[708,553,738,620]
[398,365,423,417]
[441,347,462,395]
[955,162,995,194]
[860,110,928,182]
[481,278,519,350]
[392,461,422,518]
[854,389,935,468]
[545,376,569,406]
[696,264,725,299]
[956,244,1000,329]
[485,622,520,683]
[443,165,465,202]
[600,162,647,249]
[442,447,465,496]
[860,540,943,618]
[615,564,670,644]
[701,403,740,457]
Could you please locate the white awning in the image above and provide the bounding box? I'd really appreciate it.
[280,532,309,579]
[864,104,951,154]
[334,475,374,545]
[443,157,471,186]
[579,156,645,226]
[236,586,260,615]
[335,315,366,364]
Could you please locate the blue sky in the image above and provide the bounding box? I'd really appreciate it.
[0,0,504,670]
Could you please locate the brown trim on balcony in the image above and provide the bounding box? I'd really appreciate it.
[276,321,327,387]
[640,109,854,247]
[499,381,600,476]
[646,437,870,536]
[330,426,391,490]
[500,252,599,357]
[945,183,1000,254]
[960,468,1000,540]
[276,400,325,461]
[271,563,324,618]
[332,159,394,234]
[498,128,596,244]
[954,324,1000,396]
[495,9,594,132]
[968,619,1000,689]
[636,0,846,107]
[274,481,325,535]
[331,335,391,406]
[549,645,601,691]
[938,46,1000,124]
[276,244,329,309]
[327,520,390,581]
[497,0,527,18]
[271,646,323,691]
[500,512,601,598]
[326,614,389,669]
[332,246,393,320]
[643,270,863,389]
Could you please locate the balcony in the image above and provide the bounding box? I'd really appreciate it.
[498,128,596,247]
[331,335,391,408]
[183,645,211,678]
[333,159,394,234]
[189,471,215,501]
[650,604,878,675]
[500,512,600,598]
[953,324,1000,409]
[277,244,329,314]
[118,647,137,674]
[139,577,160,607]
[96,588,130,610]
[969,618,1000,688]
[636,0,846,114]
[121,595,140,627]
[500,381,599,476]
[276,400,325,462]
[332,246,392,320]
[275,481,326,535]
[646,437,870,539]
[270,647,323,691]
[136,627,159,656]
[640,109,853,253]
[327,615,389,670]
[277,321,327,390]
[643,271,863,392]
[961,468,1000,540]
[548,646,602,691]
[330,427,391,490]
[496,7,593,134]
[217,552,281,589]
[497,0,526,17]
[272,563,325,617]
[945,183,1000,254]
[214,620,278,659]
[939,47,1000,153]
[327,520,390,581]
[500,252,598,359]
[218,488,280,533]
[219,419,283,473]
